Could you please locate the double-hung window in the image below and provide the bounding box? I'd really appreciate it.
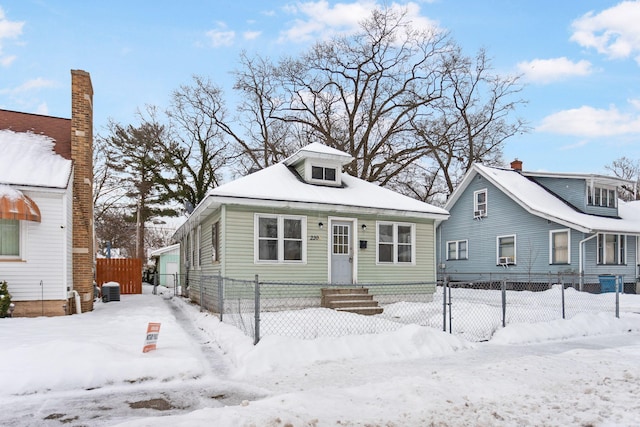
[550,229,570,264]
[255,214,306,263]
[447,240,468,260]
[497,234,516,265]
[597,233,625,265]
[0,219,20,258]
[377,222,415,264]
[474,189,487,218]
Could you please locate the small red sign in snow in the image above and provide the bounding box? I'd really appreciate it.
[142,322,161,353]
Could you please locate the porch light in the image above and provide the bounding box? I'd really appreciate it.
[318,222,324,229]
[361,224,367,231]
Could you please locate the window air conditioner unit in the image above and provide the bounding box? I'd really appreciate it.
[498,256,513,265]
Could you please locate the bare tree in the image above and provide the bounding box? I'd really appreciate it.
[162,76,231,208]
[409,47,528,202]
[232,52,302,173]
[267,7,452,186]
[605,156,639,201]
[93,133,128,224]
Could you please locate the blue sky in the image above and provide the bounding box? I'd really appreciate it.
[1,0,639,175]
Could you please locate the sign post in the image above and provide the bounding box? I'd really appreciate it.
[142,322,161,353]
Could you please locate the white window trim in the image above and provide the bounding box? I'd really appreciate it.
[254,214,307,264]
[446,239,468,260]
[496,234,516,265]
[597,233,626,265]
[473,189,487,218]
[588,184,618,208]
[306,159,342,187]
[375,221,416,265]
[0,219,25,260]
[549,229,571,265]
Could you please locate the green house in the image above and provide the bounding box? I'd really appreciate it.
[173,143,449,287]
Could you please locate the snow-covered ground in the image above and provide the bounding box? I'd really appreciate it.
[1,284,639,426]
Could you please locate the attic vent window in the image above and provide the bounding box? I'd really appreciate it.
[312,166,336,182]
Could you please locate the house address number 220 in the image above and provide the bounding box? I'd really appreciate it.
[309,235,320,241]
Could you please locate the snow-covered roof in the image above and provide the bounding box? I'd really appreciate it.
[149,243,180,257]
[284,142,354,166]
[177,144,448,234]
[449,163,640,234]
[0,129,72,189]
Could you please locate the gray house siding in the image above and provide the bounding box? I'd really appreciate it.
[531,177,586,211]
[439,169,639,290]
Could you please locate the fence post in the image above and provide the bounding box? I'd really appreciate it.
[173,273,178,296]
[501,279,507,328]
[560,276,566,319]
[218,273,224,321]
[442,275,448,333]
[615,275,621,319]
[153,271,158,295]
[254,274,261,345]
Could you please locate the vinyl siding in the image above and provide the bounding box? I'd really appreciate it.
[182,204,438,285]
[531,177,587,211]
[2,190,69,301]
[439,172,639,282]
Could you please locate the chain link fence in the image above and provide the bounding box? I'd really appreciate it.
[177,272,635,344]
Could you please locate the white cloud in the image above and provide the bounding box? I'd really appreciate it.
[8,77,57,94]
[243,30,262,41]
[571,1,640,64]
[0,54,15,66]
[0,7,23,39]
[278,1,439,43]
[205,22,236,47]
[537,103,640,137]
[558,140,589,151]
[0,7,24,66]
[34,102,48,115]
[516,57,593,83]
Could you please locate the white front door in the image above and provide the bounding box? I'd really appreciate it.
[331,221,353,284]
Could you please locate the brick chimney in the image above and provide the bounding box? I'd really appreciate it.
[510,159,522,172]
[70,70,94,313]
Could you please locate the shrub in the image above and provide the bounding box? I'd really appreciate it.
[0,281,11,317]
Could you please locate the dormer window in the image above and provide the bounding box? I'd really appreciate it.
[312,166,336,182]
[587,185,617,208]
[283,142,353,187]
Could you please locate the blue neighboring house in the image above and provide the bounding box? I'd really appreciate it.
[437,160,640,292]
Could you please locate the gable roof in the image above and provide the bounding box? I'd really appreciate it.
[446,163,640,234]
[177,144,449,235]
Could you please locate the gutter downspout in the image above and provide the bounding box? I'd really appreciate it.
[579,233,598,292]
[72,290,82,314]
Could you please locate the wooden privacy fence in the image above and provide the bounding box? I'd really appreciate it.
[96,258,143,294]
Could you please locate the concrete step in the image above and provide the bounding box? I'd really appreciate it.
[335,306,384,315]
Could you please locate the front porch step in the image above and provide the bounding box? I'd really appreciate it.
[335,306,384,315]
[321,287,383,316]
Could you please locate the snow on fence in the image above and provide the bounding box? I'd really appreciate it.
[179,272,632,344]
